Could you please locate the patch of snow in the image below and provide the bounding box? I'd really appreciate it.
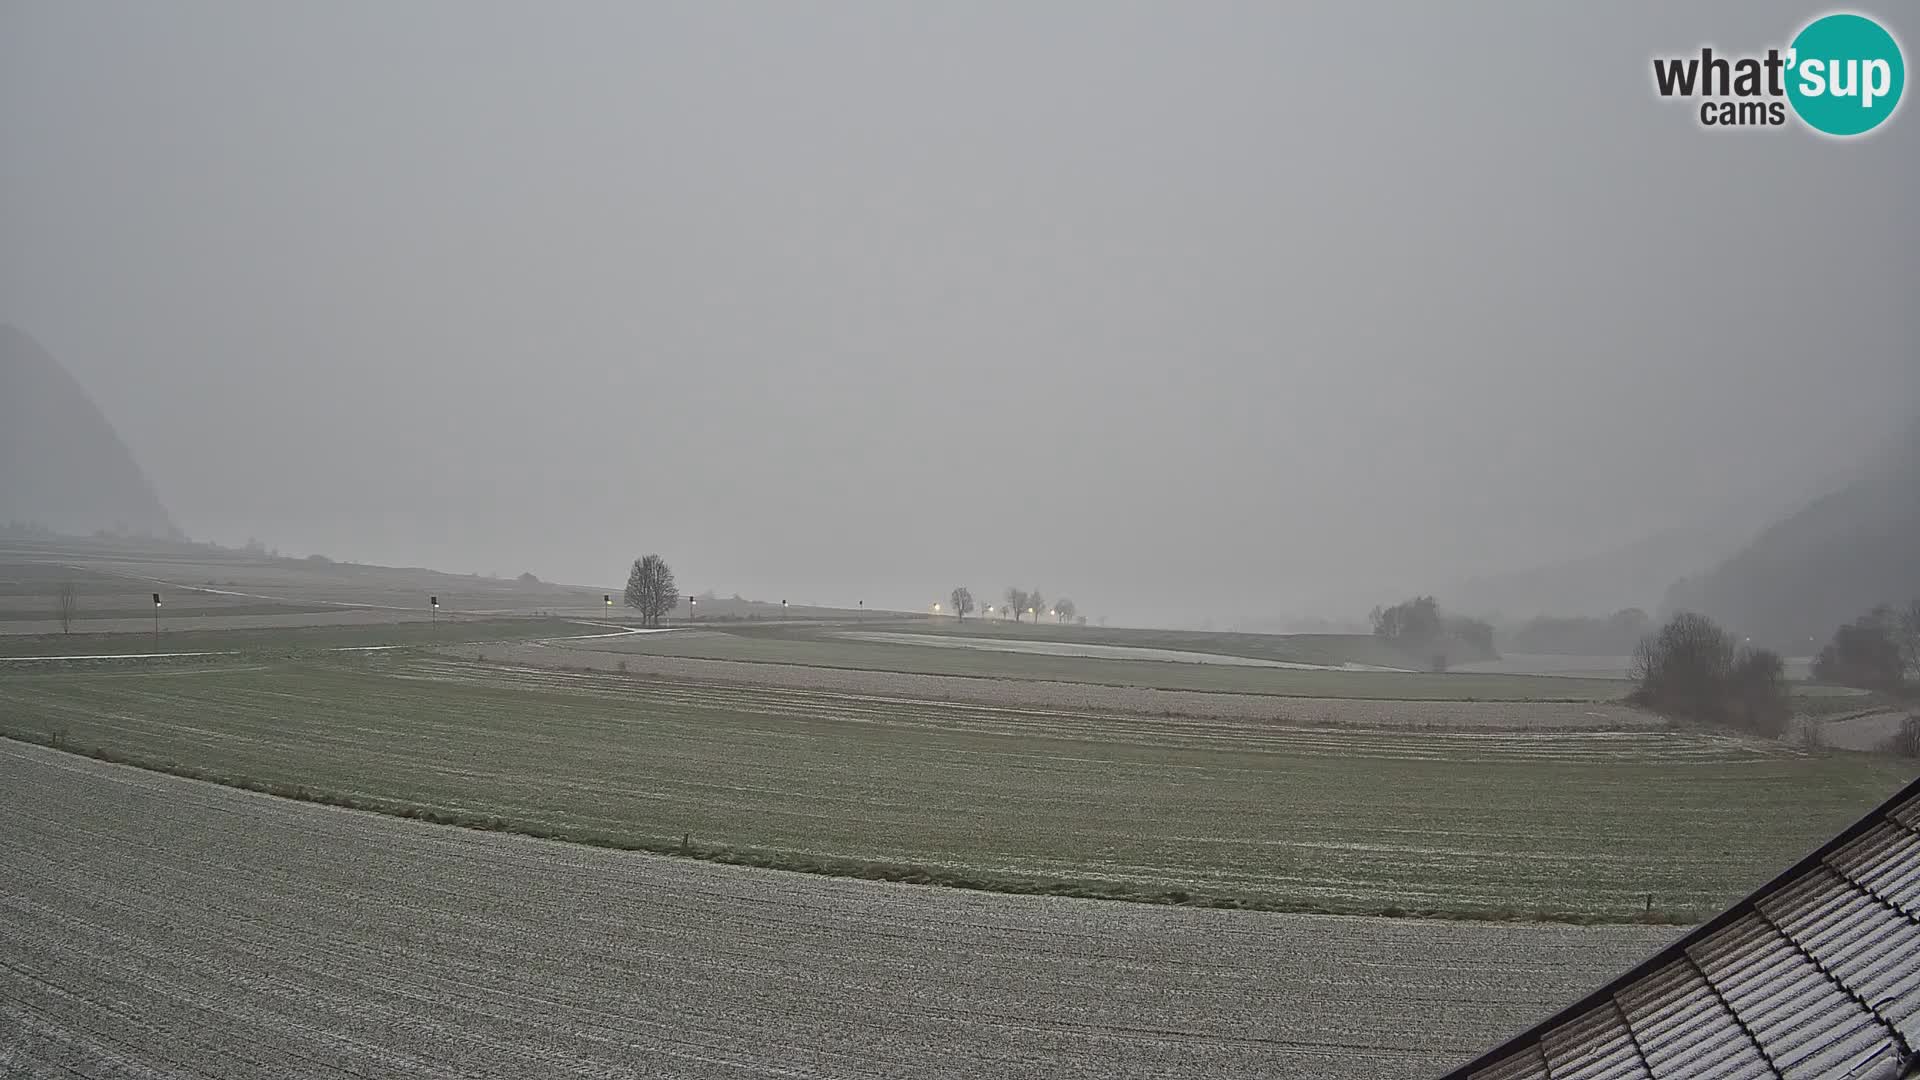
[837,632,1413,671]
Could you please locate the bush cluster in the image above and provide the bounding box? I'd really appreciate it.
[1812,602,1918,695]
[1629,613,1789,738]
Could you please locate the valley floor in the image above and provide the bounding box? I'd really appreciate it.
[0,741,1674,1080]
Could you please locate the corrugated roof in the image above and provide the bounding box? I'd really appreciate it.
[1439,773,1920,1080]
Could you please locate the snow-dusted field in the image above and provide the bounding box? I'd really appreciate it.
[1453,653,1822,682]
[10,655,1898,918]
[839,630,1413,670]
[468,640,1655,728]
[0,740,1675,1080]
[1819,709,1915,752]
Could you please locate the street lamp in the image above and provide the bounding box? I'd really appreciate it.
[431,595,439,626]
[688,595,697,622]
[152,592,161,644]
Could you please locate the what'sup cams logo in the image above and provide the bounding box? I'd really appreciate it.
[1653,12,1904,135]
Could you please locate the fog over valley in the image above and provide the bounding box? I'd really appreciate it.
[6,7,1920,1078]
[4,1,1915,628]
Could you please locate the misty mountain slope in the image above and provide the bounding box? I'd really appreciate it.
[1666,419,1920,645]
[0,325,176,538]
[1450,497,1790,619]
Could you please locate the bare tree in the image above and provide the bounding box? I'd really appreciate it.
[1630,612,1789,737]
[1630,612,1734,721]
[1728,646,1791,739]
[1028,589,1045,623]
[1370,596,1443,646]
[624,554,679,628]
[1881,715,1920,758]
[949,586,975,622]
[1813,606,1906,692]
[1005,587,1028,623]
[57,579,77,634]
[1053,597,1076,624]
[1900,598,1920,681]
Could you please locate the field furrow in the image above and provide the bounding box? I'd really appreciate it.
[0,741,1677,1079]
[2,656,1909,918]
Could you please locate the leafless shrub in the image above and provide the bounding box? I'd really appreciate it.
[1796,717,1828,752]
[1878,715,1920,758]
[1630,612,1789,738]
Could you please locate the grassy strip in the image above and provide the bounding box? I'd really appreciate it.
[4,728,1697,927]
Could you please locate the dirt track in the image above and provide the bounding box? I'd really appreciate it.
[0,740,1674,1079]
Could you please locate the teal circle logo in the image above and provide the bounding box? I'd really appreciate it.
[1787,13,1905,136]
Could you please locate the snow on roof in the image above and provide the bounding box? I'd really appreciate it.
[1439,773,1920,1080]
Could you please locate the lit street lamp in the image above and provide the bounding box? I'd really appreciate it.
[152,592,162,644]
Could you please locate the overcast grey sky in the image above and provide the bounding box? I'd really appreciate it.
[3,2,1915,625]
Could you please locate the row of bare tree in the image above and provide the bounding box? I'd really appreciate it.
[622,555,1087,629]
[946,586,1079,624]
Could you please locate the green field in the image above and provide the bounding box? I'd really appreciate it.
[2,653,1907,922]
[0,616,591,658]
[0,541,613,620]
[839,619,1429,667]
[577,623,1634,701]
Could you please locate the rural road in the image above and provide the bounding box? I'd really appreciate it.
[0,740,1675,1079]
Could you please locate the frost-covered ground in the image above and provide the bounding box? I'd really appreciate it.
[838,630,1414,670]
[472,641,1653,726]
[8,656,1904,917]
[1820,709,1914,752]
[0,740,1675,1080]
